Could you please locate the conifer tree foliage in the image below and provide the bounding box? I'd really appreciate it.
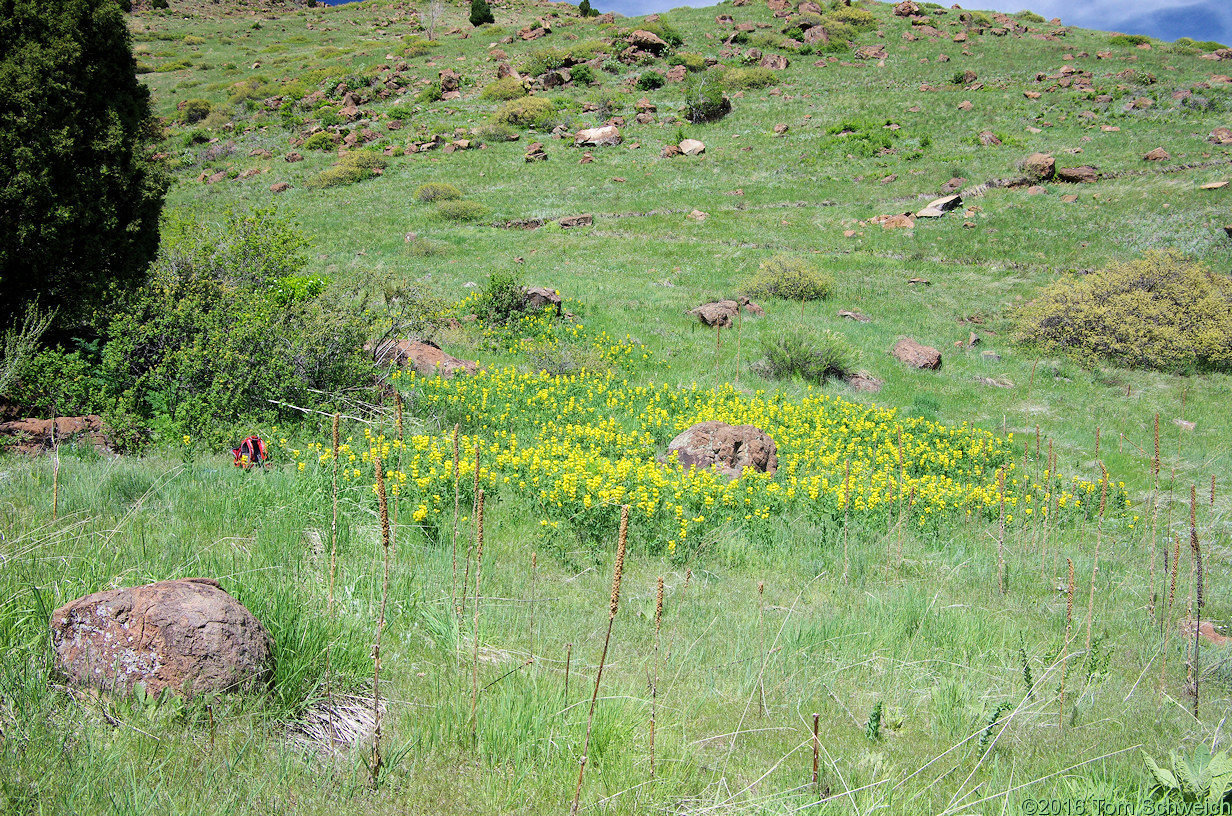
[0,0,168,330]
[469,0,494,27]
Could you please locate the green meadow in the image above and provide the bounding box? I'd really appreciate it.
[3,0,1231,812]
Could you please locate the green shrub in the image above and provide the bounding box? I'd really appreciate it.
[100,207,372,449]
[1110,33,1151,47]
[417,81,444,103]
[415,182,463,202]
[436,200,489,222]
[569,64,595,85]
[178,98,212,124]
[522,47,570,76]
[477,272,526,324]
[155,58,191,73]
[755,329,857,383]
[636,70,665,90]
[681,74,730,123]
[400,36,438,58]
[1012,251,1232,373]
[826,6,875,30]
[742,254,835,303]
[469,0,494,26]
[481,77,527,100]
[302,131,337,151]
[1016,10,1045,23]
[634,19,683,48]
[817,19,857,46]
[668,52,706,72]
[822,118,897,157]
[304,150,385,189]
[492,96,558,129]
[304,165,364,190]
[474,122,518,142]
[5,346,107,417]
[719,67,776,90]
[578,0,598,17]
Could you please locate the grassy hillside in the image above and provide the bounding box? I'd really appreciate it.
[2,0,1232,812]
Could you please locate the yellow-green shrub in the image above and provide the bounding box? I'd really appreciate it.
[742,255,835,302]
[415,182,463,202]
[1013,251,1232,373]
[492,97,557,129]
[481,77,527,100]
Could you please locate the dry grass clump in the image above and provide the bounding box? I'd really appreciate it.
[1013,251,1232,373]
[414,182,463,203]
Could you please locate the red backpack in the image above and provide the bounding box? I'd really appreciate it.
[231,436,268,469]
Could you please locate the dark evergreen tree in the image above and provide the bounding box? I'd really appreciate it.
[578,0,594,17]
[0,0,168,330]
[469,0,494,27]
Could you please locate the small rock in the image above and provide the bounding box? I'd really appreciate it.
[284,152,304,162]
[1198,181,1228,190]
[687,209,708,222]
[838,310,872,322]
[1023,152,1055,181]
[559,214,593,228]
[1061,194,1079,202]
[270,181,291,193]
[679,139,706,156]
[957,100,973,111]
[846,371,883,393]
[1142,147,1170,161]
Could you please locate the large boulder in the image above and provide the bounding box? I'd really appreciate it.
[1056,165,1098,183]
[627,29,669,53]
[50,578,274,698]
[679,138,706,156]
[574,125,622,147]
[1022,152,1055,182]
[667,420,778,479]
[0,415,110,455]
[372,339,478,377]
[892,338,942,370]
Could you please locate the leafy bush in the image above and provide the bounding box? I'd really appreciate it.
[302,131,337,151]
[474,122,518,142]
[681,74,730,123]
[719,67,776,90]
[417,81,444,103]
[822,118,897,157]
[5,345,107,417]
[469,0,494,27]
[742,254,835,303]
[636,70,665,90]
[1017,10,1045,23]
[1012,251,1232,373]
[492,96,558,129]
[481,77,527,100]
[570,64,595,85]
[668,52,707,72]
[400,36,438,58]
[304,150,386,189]
[100,207,372,449]
[523,47,570,76]
[415,182,463,202]
[826,6,876,30]
[436,200,489,222]
[755,329,857,383]
[476,272,526,324]
[178,98,212,124]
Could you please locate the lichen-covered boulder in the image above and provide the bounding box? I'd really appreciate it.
[667,421,777,479]
[50,578,274,698]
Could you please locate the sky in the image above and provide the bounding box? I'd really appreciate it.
[592,0,1232,46]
